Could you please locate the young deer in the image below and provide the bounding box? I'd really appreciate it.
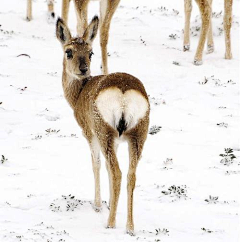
[26,0,55,21]
[183,0,233,65]
[61,0,120,75]
[56,16,150,235]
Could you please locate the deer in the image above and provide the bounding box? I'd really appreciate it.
[61,0,120,75]
[183,0,233,65]
[26,0,55,21]
[56,16,150,235]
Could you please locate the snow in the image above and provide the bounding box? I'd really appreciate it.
[0,0,239,241]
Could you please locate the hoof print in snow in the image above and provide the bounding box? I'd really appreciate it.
[149,125,161,135]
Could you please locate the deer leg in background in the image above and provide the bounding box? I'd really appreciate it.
[194,0,211,65]
[207,0,214,53]
[224,0,233,59]
[62,0,72,24]
[74,0,90,37]
[183,0,192,51]
[99,0,120,75]
[26,0,32,21]
[89,136,102,211]
[47,0,55,21]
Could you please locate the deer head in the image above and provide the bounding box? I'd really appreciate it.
[56,16,99,79]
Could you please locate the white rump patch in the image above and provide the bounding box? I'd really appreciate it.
[96,87,148,131]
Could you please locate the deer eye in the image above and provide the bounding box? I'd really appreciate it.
[65,49,73,59]
[89,51,94,60]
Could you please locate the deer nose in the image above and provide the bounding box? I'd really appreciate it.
[79,67,88,75]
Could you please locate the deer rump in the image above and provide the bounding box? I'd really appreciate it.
[96,87,148,136]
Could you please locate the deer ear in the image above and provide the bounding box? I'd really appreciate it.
[56,17,71,45]
[82,16,99,45]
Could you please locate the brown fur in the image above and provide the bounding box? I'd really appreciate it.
[56,16,150,235]
[61,0,120,75]
[183,0,233,65]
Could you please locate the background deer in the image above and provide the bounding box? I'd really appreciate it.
[26,0,55,21]
[56,16,150,235]
[183,0,233,65]
[62,0,120,75]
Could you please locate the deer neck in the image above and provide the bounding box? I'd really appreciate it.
[62,63,88,109]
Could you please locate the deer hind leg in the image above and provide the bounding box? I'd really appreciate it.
[105,142,119,211]
[74,0,90,37]
[224,0,233,59]
[26,0,32,21]
[62,0,72,24]
[89,136,102,211]
[125,120,149,236]
[100,0,120,75]
[99,131,122,228]
[183,0,192,51]
[194,0,211,65]
[207,0,214,53]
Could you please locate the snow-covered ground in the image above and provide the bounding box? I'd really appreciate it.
[0,0,239,241]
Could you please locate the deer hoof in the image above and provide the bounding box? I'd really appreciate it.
[225,52,232,60]
[126,229,135,236]
[106,225,115,229]
[183,45,190,52]
[207,44,214,54]
[193,59,203,66]
[92,204,102,212]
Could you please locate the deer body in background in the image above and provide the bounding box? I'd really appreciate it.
[56,16,150,235]
[183,0,233,65]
